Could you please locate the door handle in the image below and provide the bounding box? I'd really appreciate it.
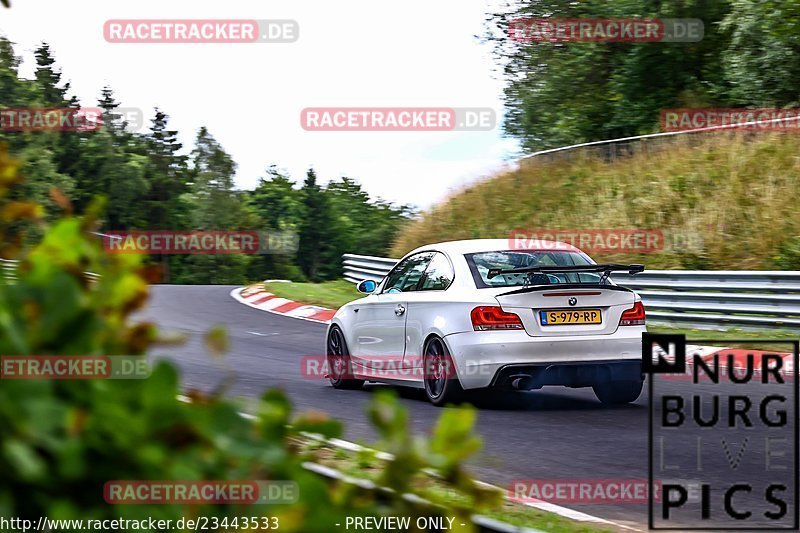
[395,304,405,316]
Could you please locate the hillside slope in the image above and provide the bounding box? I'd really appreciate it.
[391,134,800,270]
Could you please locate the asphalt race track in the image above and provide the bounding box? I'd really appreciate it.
[138,285,798,530]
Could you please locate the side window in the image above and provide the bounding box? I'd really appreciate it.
[382,252,434,293]
[419,252,454,291]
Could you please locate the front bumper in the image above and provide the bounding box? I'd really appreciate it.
[443,329,644,390]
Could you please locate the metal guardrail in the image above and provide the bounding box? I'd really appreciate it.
[343,254,800,330]
[516,110,800,166]
[0,257,17,284]
[1,232,113,285]
[0,258,99,285]
[343,254,400,283]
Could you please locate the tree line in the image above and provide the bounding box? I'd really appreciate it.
[0,38,412,283]
[487,0,800,152]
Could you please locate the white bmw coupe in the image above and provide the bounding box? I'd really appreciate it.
[327,239,646,406]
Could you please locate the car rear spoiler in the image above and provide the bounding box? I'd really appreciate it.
[487,263,645,279]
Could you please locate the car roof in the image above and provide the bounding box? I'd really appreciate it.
[405,238,582,257]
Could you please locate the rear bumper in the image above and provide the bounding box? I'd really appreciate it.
[489,360,642,390]
[442,329,644,390]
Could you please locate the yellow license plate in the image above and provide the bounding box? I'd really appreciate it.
[540,309,602,325]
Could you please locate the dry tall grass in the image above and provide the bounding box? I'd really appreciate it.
[391,134,800,269]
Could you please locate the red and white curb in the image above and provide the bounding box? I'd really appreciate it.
[230,283,336,324]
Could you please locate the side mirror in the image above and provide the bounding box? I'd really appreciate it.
[356,279,377,294]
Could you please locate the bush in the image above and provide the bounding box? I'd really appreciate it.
[773,236,800,269]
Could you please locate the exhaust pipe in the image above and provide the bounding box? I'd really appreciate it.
[509,374,533,390]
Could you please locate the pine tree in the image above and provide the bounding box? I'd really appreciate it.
[0,37,23,107]
[98,85,123,130]
[246,166,304,282]
[249,166,301,230]
[0,37,27,151]
[189,126,239,229]
[31,43,84,193]
[297,168,338,280]
[144,108,188,229]
[179,127,249,284]
[141,109,190,282]
[33,43,76,107]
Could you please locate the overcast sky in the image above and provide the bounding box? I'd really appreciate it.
[0,0,521,209]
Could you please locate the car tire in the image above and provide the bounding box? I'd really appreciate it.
[327,326,364,390]
[592,379,643,405]
[422,336,464,407]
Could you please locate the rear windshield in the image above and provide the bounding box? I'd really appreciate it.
[465,250,600,288]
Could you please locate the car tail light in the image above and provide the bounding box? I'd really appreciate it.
[619,301,646,326]
[471,306,524,331]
